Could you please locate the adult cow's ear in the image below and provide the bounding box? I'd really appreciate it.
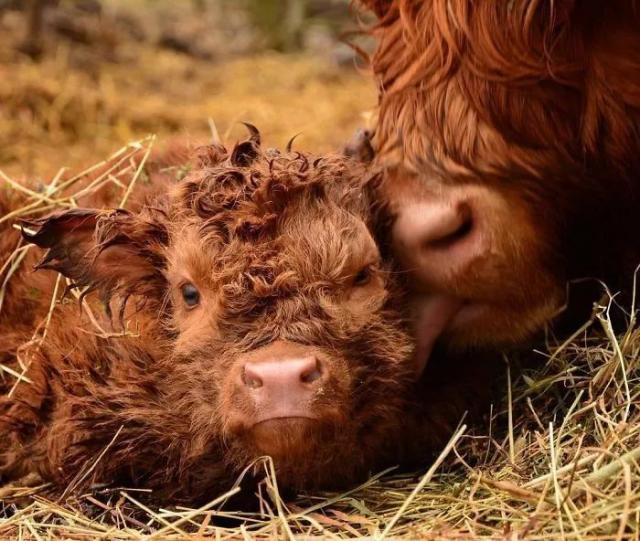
[344,128,375,163]
[357,0,393,18]
[21,207,169,316]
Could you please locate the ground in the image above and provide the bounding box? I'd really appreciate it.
[1,2,639,540]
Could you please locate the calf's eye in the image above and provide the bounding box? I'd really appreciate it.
[353,266,372,287]
[181,283,200,307]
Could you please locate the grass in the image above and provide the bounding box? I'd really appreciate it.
[1,138,639,540]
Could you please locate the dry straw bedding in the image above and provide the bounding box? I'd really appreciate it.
[0,140,639,540]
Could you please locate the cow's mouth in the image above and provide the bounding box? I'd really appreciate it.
[412,294,463,375]
[447,302,491,329]
[251,416,316,429]
[415,292,563,357]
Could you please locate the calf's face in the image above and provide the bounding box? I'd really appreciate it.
[22,135,417,492]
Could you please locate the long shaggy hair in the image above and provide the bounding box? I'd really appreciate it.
[368,0,640,172]
[359,0,640,346]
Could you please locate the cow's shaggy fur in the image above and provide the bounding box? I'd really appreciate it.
[360,0,640,350]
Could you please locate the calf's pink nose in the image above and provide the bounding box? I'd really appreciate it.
[243,356,322,392]
[238,343,329,424]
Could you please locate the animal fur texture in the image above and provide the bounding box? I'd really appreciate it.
[0,131,487,502]
[359,0,640,352]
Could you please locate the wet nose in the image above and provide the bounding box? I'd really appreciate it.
[243,356,322,391]
[234,341,335,426]
[241,356,324,422]
[395,200,472,249]
[393,199,481,278]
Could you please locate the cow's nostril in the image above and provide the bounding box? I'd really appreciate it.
[394,201,476,258]
[300,359,322,384]
[426,210,473,250]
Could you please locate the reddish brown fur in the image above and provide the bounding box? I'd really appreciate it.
[0,135,485,502]
[0,143,190,371]
[360,0,640,349]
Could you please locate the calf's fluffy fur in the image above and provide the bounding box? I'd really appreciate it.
[0,132,483,502]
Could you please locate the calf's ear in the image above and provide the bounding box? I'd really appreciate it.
[21,207,169,313]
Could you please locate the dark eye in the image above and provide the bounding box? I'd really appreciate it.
[353,266,372,287]
[181,283,200,307]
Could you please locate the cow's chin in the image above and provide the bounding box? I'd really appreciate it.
[417,293,564,355]
[249,417,320,458]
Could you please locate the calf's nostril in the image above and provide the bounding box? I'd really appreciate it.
[300,359,322,384]
[242,364,264,389]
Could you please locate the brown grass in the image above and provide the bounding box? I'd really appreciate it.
[0,33,374,179]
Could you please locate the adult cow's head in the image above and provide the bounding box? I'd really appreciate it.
[359,0,640,363]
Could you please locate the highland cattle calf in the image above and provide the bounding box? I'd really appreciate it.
[0,130,483,502]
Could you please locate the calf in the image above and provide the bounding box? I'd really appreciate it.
[0,130,481,502]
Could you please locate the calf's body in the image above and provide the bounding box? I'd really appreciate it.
[0,134,486,502]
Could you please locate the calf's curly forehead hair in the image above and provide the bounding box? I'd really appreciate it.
[179,125,373,237]
[24,125,383,325]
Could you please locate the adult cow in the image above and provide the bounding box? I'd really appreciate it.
[359,0,640,368]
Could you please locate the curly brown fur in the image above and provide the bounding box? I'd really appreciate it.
[0,142,191,371]
[0,132,481,503]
